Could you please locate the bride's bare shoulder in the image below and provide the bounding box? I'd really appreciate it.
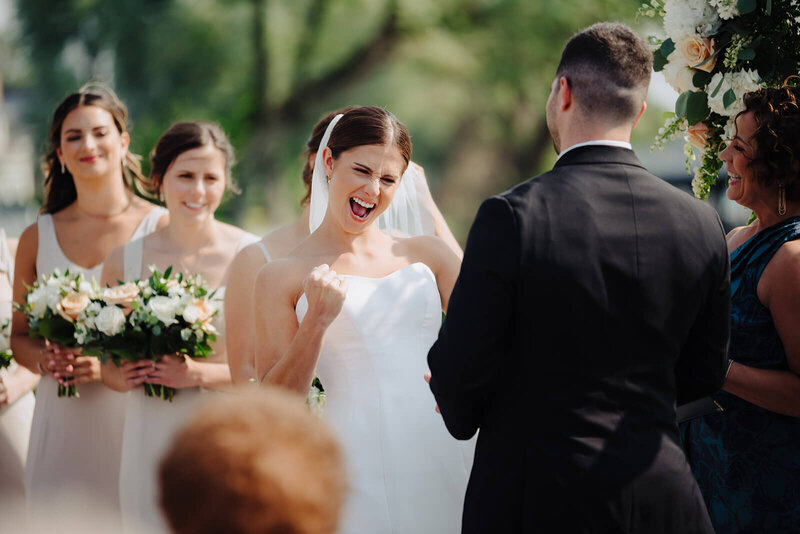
[397,234,450,261]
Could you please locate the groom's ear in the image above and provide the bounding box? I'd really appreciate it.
[558,77,572,111]
[631,101,647,130]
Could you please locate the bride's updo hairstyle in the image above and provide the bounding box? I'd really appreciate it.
[41,83,147,214]
[326,106,412,171]
[147,121,240,200]
[738,86,800,202]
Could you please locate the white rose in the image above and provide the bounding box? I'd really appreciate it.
[707,70,762,117]
[662,51,696,94]
[87,301,103,316]
[723,117,737,141]
[44,282,63,313]
[148,295,180,326]
[27,286,49,318]
[95,306,126,337]
[709,0,739,19]
[78,280,95,296]
[664,0,722,41]
[167,283,185,298]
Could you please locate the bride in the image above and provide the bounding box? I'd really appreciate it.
[255,106,474,534]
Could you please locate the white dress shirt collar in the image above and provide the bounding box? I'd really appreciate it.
[556,140,633,161]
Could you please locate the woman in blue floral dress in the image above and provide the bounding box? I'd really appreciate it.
[681,86,800,533]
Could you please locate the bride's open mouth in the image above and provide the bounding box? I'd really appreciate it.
[350,197,375,221]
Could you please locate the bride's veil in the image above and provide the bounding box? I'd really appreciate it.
[308,111,433,238]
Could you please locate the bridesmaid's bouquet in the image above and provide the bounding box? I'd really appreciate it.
[0,320,12,369]
[18,269,98,397]
[81,266,219,402]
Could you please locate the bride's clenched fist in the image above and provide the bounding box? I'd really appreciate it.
[303,264,348,327]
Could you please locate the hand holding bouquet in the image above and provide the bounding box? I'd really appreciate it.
[17,269,99,397]
[81,266,219,402]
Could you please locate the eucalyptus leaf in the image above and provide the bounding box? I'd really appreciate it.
[675,91,691,118]
[660,38,675,59]
[737,48,756,61]
[710,77,725,98]
[686,92,710,125]
[737,0,756,14]
[723,88,737,109]
[693,47,723,70]
[693,71,713,89]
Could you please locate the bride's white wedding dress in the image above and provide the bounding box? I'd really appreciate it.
[118,232,258,534]
[296,262,475,534]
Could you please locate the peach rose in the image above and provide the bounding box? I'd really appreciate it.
[103,282,139,306]
[182,299,215,326]
[680,36,716,73]
[57,292,90,322]
[686,122,710,149]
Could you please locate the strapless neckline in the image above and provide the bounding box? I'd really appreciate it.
[340,261,432,280]
[297,262,434,308]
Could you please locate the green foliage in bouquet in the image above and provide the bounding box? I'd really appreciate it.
[640,0,800,198]
[307,375,326,417]
[80,266,219,402]
[0,320,12,370]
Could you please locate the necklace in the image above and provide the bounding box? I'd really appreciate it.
[75,197,134,218]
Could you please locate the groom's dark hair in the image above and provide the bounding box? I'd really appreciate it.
[556,22,652,125]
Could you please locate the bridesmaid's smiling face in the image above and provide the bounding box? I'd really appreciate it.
[161,143,227,222]
[57,105,129,182]
[323,143,405,233]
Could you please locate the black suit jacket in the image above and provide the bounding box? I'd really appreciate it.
[428,146,730,534]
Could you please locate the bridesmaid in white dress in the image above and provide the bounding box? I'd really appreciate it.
[255,106,474,534]
[101,121,258,534]
[10,86,167,532]
[226,108,463,383]
[0,229,39,532]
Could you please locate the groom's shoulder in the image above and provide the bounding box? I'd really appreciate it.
[493,168,565,208]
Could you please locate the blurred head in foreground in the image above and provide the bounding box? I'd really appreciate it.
[159,388,346,534]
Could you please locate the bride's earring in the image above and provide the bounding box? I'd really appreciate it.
[60,159,65,174]
[778,184,787,216]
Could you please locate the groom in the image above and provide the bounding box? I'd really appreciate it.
[427,22,730,534]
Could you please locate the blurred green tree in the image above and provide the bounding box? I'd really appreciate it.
[11,0,642,239]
